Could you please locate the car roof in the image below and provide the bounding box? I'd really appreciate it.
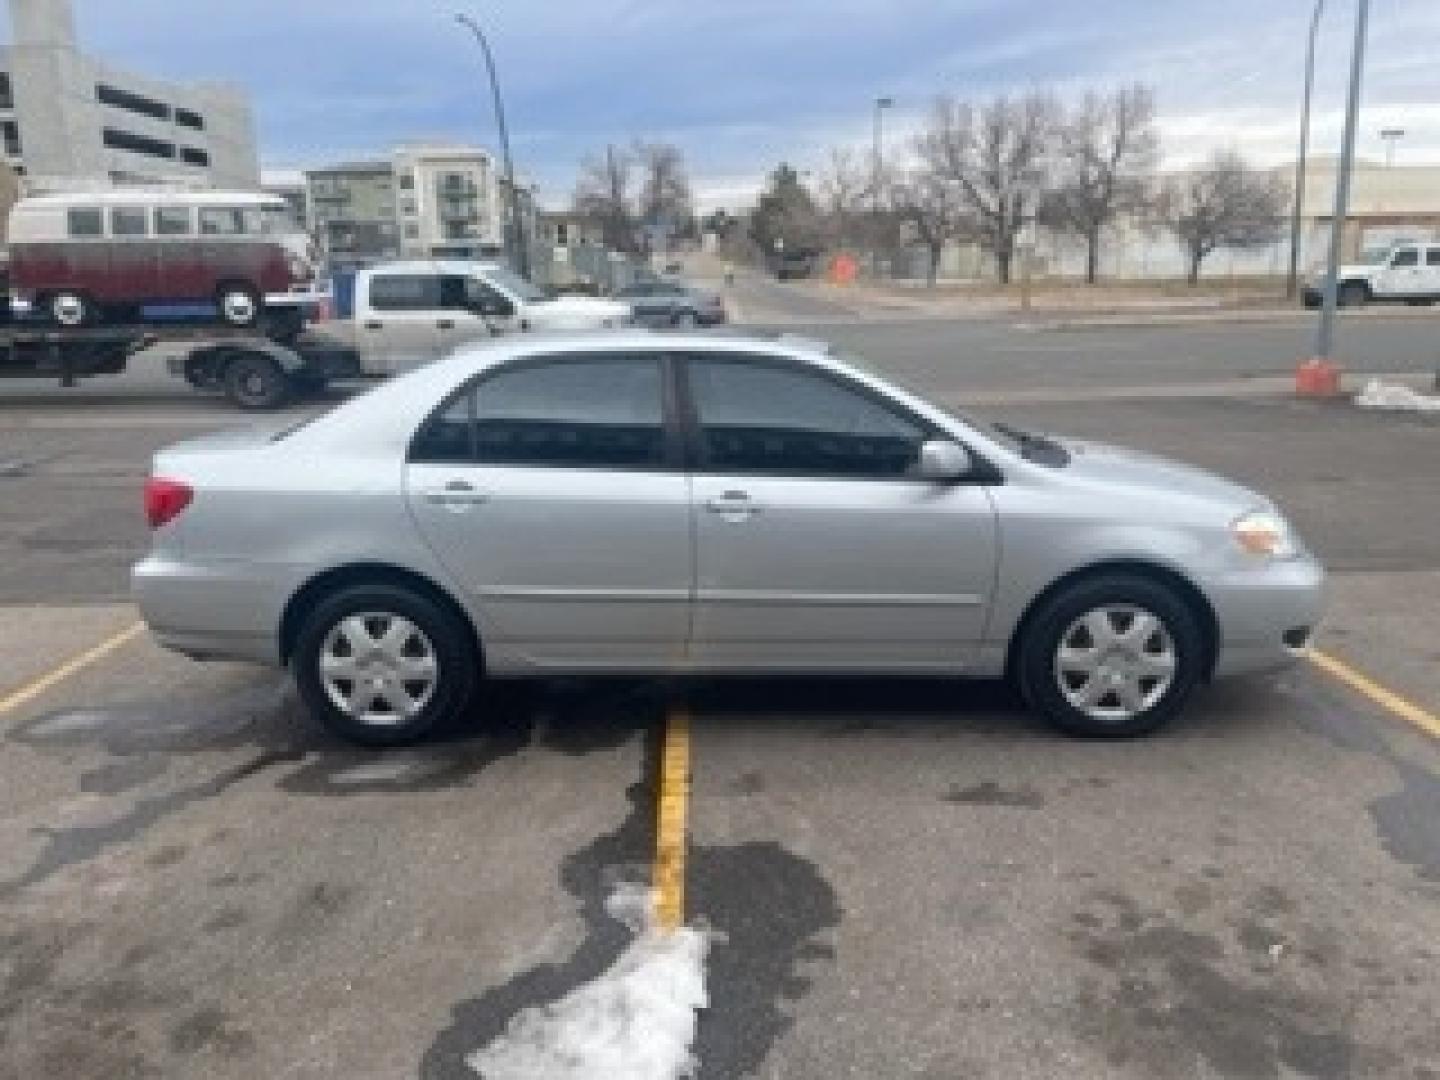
[440,329,831,370]
[362,258,506,276]
[16,190,286,209]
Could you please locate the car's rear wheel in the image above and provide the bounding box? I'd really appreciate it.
[1016,573,1204,738]
[293,583,478,746]
[223,352,291,410]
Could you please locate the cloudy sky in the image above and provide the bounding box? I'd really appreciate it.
[43,1,1440,209]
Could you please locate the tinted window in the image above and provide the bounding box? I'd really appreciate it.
[438,275,512,314]
[688,358,927,477]
[1428,249,1440,267]
[154,206,191,236]
[67,208,103,238]
[370,274,441,311]
[1390,248,1419,268]
[110,206,148,237]
[411,358,667,468]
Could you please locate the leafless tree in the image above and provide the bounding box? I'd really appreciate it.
[574,144,638,253]
[925,92,1057,284]
[1155,150,1290,284]
[1044,83,1159,284]
[889,121,975,286]
[816,147,871,248]
[635,141,693,249]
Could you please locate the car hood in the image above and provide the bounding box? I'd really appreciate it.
[533,296,630,316]
[1309,264,1375,285]
[1057,438,1266,511]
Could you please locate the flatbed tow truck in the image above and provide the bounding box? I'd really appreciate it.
[0,315,361,410]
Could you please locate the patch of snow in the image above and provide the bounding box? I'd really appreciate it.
[467,884,712,1080]
[1356,380,1440,413]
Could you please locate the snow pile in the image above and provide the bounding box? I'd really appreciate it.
[467,885,711,1080]
[1356,379,1440,414]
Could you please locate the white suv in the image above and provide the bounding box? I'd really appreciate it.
[1304,243,1440,308]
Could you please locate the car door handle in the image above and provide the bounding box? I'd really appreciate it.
[364,320,383,331]
[436,319,455,330]
[423,481,490,510]
[705,491,762,517]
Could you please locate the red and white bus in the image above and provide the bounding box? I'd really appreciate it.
[6,191,320,328]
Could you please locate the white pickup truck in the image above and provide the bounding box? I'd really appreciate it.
[316,259,633,374]
[1304,242,1440,308]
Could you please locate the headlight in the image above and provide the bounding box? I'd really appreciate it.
[1232,510,1299,558]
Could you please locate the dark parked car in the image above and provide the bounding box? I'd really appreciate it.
[615,279,727,327]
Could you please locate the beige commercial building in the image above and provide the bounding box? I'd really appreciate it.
[0,0,258,191]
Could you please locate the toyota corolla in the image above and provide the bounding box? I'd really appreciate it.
[133,332,1324,745]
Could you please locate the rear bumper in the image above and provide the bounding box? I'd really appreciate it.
[1206,555,1326,678]
[132,553,291,666]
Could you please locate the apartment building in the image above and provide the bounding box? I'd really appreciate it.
[0,0,258,190]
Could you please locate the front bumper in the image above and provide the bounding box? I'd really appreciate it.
[1206,555,1326,678]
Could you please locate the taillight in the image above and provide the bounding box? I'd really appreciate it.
[144,477,193,528]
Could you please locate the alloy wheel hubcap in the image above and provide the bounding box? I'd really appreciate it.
[319,612,438,726]
[1054,604,1176,722]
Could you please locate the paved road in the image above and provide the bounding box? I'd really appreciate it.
[3,294,1439,1078]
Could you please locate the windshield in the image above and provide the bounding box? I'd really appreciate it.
[483,264,548,303]
[1358,248,1392,265]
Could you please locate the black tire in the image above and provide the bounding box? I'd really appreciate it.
[216,282,262,328]
[49,290,93,328]
[292,583,479,747]
[182,354,224,391]
[223,352,291,410]
[1015,573,1205,739]
[1338,281,1369,308]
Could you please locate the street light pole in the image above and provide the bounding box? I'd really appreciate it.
[1286,0,1325,300]
[871,96,893,277]
[1314,0,1370,367]
[455,12,529,279]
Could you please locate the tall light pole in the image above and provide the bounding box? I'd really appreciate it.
[1314,0,1370,370]
[1286,0,1325,300]
[455,12,529,279]
[871,96,894,276]
[1380,127,1405,167]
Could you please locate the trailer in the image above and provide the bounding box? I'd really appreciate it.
[0,322,361,410]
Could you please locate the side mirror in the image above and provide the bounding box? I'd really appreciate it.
[917,439,972,482]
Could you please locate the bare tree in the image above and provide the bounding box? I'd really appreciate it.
[1155,150,1289,284]
[635,141,693,250]
[816,147,871,248]
[1044,83,1159,284]
[925,93,1057,284]
[574,144,638,253]
[889,120,975,286]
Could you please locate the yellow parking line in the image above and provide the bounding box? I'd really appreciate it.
[653,707,691,932]
[1310,649,1440,742]
[0,621,144,716]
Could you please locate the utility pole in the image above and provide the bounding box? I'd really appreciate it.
[455,13,529,279]
[1311,0,1370,380]
[1287,0,1325,301]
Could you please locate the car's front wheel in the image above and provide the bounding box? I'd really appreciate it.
[293,583,478,746]
[1016,573,1204,738]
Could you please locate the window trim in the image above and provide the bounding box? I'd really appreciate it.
[407,351,687,473]
[676,351,1002,484]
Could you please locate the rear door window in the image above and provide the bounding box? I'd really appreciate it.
[1427,248,1440,267]
[66,207,103,238]
[1390,248,1419,268]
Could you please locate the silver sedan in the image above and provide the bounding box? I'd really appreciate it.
[133,332,1324,745]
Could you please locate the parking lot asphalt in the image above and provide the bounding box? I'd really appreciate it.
[3,312,1439,1078]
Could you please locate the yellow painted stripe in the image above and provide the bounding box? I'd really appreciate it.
[0,622,144,716]
[1310,649,1440,742]
[653,707,691,933]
